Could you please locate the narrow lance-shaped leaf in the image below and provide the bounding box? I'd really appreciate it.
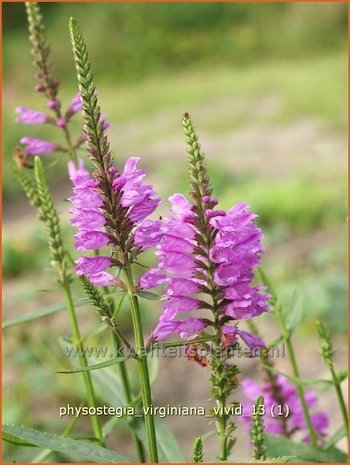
[266,433,347,463]
[3,299,88,330]
[2,424,131,463]
[56,355,132,374]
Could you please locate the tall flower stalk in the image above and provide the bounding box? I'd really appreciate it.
[183,113,237,460]
[21,2,84,162]
[141,114,270,460]
[69,17,159,462]
[32,157,104,445]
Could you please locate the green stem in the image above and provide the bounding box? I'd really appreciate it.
[213,333,228,461]
[329,364,348,440]
[217,395,227,461]
[63,285,104,446]
[124,263,159,463]
[112,331,146,462]
[275,305,318,446]
[62,124,77,162]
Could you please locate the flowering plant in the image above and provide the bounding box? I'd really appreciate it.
[3,3,347,464]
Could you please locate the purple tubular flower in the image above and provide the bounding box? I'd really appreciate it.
[47,99,60,110]
[152,319,181,341]
[165,295,201,313]
[134,220,163,250]
[112,157,161,224]
[224,283,270,319]
[220,325,265,354]
[100,114,111,131]
[177,318,208,339]
[88,271,114,287]
[56,118,66,128]
[240,376,329,443]
[69,92,83,113]
[16,107,49,124]
[169,193,194,221]
[166,278,200,296]
[75,256,113,275]
[158,252,195,277]
[74,230,110,250]
[139,268,167,289]
[151,316,209,342]
[20,137,56,155]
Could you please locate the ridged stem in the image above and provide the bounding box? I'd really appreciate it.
[62,124,78,162]
[63,284,104,446]
[329,364,348,441]
[274,305,318,446]
[183,113,235,460]
[123,263,158,463]
[111,331,146,462]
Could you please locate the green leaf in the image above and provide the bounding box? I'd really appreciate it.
[136,290,161,301]
[336,368,348,384]
[3,429,36,447]
[262,364,334,387]
[324,425,346,449]
[2,425,131,463]
[3,299,87,329]
[284,290,304,332]
[132,418,185,462]
[148,353,159,385]
[55,355,131,374]
[59,339,127,408]
[266,434,347,463]
[92,360,129,408]
[268,333,289,350]
[256,457,295,463]
[239,457,295,463]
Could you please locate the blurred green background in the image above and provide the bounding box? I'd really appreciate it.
[3,2,347,462]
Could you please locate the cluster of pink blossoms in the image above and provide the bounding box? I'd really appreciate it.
[138,193,270,346]
[241,376,329,443]
[16,92,83,156]
[68,157,160,286]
